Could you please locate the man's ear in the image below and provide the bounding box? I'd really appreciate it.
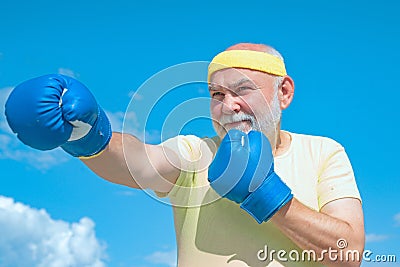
[278,76,295,110]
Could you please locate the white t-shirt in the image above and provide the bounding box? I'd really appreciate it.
[157,131,361,267]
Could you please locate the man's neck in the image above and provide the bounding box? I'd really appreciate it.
[274,126,292,157]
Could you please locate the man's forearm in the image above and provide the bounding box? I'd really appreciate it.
[271,198,365,267]
[81,132,180,192]
[81,132,144,188]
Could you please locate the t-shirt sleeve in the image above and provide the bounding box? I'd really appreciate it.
[317,139,361,210]
[154,135,214,207]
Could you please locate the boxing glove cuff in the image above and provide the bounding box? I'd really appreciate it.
[240,172,293,224]
[61,107,112,158]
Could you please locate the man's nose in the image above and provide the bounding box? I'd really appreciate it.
[221,94,241,114]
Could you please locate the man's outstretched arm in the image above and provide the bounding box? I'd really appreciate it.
[81,132,181,192]
[5,74,181,193]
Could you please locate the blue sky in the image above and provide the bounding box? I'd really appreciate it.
[0,0,399,266]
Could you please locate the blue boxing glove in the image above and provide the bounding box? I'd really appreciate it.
[5,74,111,158]
[208,129,293,223]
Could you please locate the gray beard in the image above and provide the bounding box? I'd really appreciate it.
[214,94,281,146]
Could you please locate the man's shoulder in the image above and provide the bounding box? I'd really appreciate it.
[162,134,218,147]
[161,134,217,165]
[286,131,345,156]
[288,131,342,146]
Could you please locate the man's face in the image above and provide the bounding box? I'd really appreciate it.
[209,68,281,144]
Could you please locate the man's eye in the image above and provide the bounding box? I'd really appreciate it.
[237,86,253,92]
[212,92,224,97]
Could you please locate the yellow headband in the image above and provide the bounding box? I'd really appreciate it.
[208,50,287,81]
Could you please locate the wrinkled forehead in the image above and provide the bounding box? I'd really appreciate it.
[209,67,274,89]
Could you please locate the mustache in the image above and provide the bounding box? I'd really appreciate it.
[218,112,256,126]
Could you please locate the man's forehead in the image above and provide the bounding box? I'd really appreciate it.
[209,78,255,90]
[209,68,266,88]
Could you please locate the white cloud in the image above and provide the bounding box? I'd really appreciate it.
[128,91,144,101]
[145,249,176,267]
[58,68,79,78]
[115,190,136,197]
[365,233,389,243]
[105,110,160,143]
[0,87,13,133]
[197,86,207,95]
[0,196,107,267]
[0,87,70,171]
[106,110,140,135]
[394,213,400,226]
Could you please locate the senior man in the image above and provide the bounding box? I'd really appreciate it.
[5,43,364,266]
